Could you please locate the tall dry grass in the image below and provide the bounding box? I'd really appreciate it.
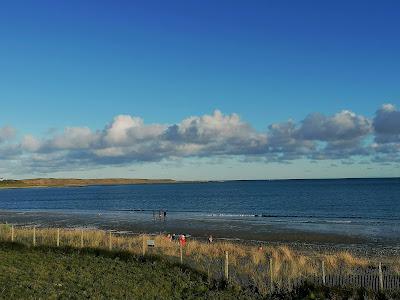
[0,223,398,293]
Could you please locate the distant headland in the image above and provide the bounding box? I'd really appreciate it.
[0,177,398,189]
[0,178,185,189]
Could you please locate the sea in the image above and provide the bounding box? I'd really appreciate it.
[0,178,399,244]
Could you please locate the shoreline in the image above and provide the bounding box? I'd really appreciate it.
[1,209,399,258]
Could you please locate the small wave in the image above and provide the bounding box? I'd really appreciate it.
[268,219,352,224]
[206,213,256,217]
[70,208,400,223]
[324,220,352,224]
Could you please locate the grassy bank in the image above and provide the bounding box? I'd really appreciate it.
[0,242,255,299]
[0,242,398,300]
[1,224,400,296]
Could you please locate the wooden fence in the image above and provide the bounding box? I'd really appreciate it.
[0,224,399,293]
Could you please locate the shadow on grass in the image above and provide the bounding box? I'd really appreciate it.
[0,241,233,293]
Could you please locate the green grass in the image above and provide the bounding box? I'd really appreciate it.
[0,242,257,299]
[0,242,398,300]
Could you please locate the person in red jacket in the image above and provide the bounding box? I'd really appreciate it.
[179,234,186,247]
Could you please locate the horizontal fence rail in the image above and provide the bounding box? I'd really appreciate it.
[0,223,399,294]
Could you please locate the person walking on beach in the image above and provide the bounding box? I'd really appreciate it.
[208,235,213,244]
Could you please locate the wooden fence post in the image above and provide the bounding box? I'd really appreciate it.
[378,262,383,290]
[57,228,60,247]
[180,243,183,264]
[81,230,84,248]
[269,257,274,292]
[11,225,14,242]
[224,251,229,281]
[322,260,326,285]
[109,231,112,251]
[33,226,36,246]
[142,234,146,256]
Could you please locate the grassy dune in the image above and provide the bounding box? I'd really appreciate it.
[0,241,397,300]
[1,224,399,297]
[0,242,256,299]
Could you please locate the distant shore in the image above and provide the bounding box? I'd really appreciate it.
[1,177,399,189]
[0,178,197,189]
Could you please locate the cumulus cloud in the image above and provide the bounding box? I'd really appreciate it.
[369,104,400,163]
[50,127,98,150]
[1,104,399,173]
[373,104,400,143]
[264,109,372,161]
[165,110,254,143]
[103,115,165,146]
[163,110,267,156]
[296,110,371,141]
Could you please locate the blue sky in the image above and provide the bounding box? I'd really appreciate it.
[0,1,399,179]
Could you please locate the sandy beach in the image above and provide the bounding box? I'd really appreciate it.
[1,209,399,259]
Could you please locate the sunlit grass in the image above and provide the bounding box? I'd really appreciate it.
[0,223,397,294]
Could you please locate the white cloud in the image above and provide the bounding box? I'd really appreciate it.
[50,127,98,150]
[103,115,165,146]
[163,110,267,156]
[1,104,399,173]
[297,110,371,141]
[373,104,400,143]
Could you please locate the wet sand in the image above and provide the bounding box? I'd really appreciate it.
[1,209,399,258]
[0,210,360,241]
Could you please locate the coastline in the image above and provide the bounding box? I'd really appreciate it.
[1,209,399,258]
[1,177,398,190]
[1,178,399,259]
[0,178,196,189]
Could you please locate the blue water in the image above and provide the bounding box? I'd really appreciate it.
[0,178,399,241]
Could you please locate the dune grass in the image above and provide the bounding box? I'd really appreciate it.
[0,224,398,296]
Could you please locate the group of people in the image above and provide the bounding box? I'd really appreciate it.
[153,210,167,221]
[164,233,215,247]
[166,233,186,246]
[165,233,264,251]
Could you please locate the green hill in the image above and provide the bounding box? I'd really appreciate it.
[0,242,255,299]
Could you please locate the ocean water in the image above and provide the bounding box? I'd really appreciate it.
[0,178,399,242]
